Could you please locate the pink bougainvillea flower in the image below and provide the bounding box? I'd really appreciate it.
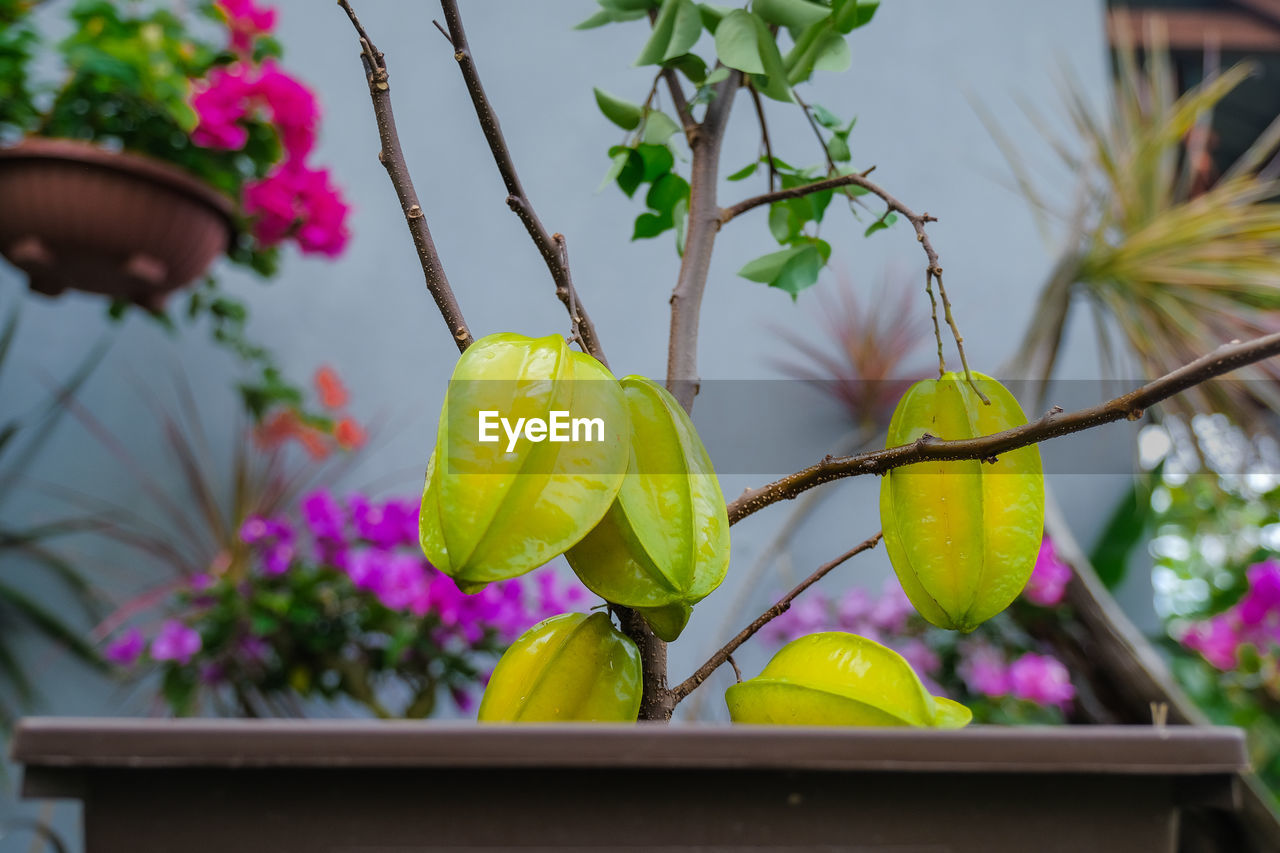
[867,577,913,634]
[1024,537,1073,607]
[1239,559,1280,630]
[1182,613,1242,670]
[314,366,348,409]
[1007,652,1075,709]
[243,162,350,256]
[105,628,146,666]
[217,0,277,54]
[255,60,318,158]
[150,620,203,664]
[958,641,1011,698]
[190,64,255,149]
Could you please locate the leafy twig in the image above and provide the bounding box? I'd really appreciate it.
[719,169,982,398]
[337,0,472,351]
[726,330,1280,524]
[437,0,608,366]
[672,532,884,704]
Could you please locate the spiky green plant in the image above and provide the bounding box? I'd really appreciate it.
[0,304,106,730]
[993,24,1280,433]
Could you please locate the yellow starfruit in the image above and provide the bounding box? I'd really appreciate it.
[725,632,971,728]
[564,376,729,641]
[880,371,1044,632]
[420,333,630,593]
[477,612,642,722]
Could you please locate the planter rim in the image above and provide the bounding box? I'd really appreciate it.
[0,137,236,227]
[11,718,1248,776]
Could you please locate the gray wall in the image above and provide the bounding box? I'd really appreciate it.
[0,0,1115,845]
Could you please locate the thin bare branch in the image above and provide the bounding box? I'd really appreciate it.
[672,532,884,703]
[438,0,607,366]
[748,84,777,192]
[726,330,1280,525]
[662,68,696,136]
[338,0,472,351]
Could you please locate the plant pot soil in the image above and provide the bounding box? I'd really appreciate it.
[12,718,1247,852]
[0,138,233,310]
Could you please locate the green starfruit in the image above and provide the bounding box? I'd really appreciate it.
[477,612,643,722]
[564,376,729,641]
[880,371,1044,632]
[725,632,971,728]
[420,333,630,593]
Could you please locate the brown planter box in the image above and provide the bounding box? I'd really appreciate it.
[0,139,233,310]
[12,719,1249,852]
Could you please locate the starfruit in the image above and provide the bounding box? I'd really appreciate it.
[725,632,971,728]
[564,376,729,642]
[880,371,1044,632]
[477,612,643,722]
[420,333,630,593]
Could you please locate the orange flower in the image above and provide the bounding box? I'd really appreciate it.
[314,365,349,409]
[335,417,366,450]
[255,408,332,460]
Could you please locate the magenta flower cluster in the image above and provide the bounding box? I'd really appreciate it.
[1181,558,1280,670]
[249,490,587,646]
[1024,537,1072,607]
[191,0,350,256]
[957,643,1075,710]
[106,620,202,667]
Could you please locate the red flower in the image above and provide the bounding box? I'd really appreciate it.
[314,366,349,409]
[335,418,366,451]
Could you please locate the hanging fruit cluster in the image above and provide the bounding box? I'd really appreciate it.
[421,335,1043,725]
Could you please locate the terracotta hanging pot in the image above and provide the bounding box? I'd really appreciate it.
[0,138,234,310]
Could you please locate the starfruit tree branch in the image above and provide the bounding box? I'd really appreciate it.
[671,532,884,704]
[436,0,608,367]
[338,0,473,351]
[726,330,1280,525]
[666,69,743,412]
[720,169,983,399]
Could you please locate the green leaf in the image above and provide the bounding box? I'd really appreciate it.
[771,244,824,296]
[633,211,672,239]
[811,103,842,129]
[642,109,682,145]
[754,0,831,30]
[768,204,797,242]
[617,149,647,196]
[698,3,734,32]
[827,134,851,162]
[833,0,878,33]
[703,66,731,86]
[646,171,690,212]
[674,197,689,255]
[727,161,759,181]
[738,245,808,282]
[636,143,676,181]
[750,15,795,102]
[595,88,643,130]
[602,0,663,10]
[714,9,764,74]
[864,212,898,237]
[600,149,632,191]
[812,29,851,73]
[576,6,648,28]
[1090,482,1152,589]
[665,52,708,85]
[636,0,702,66]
